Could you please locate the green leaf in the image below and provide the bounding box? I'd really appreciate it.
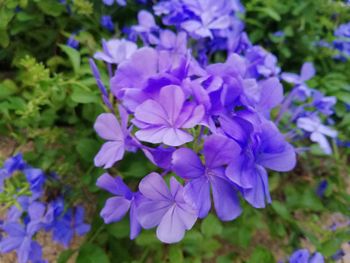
[76,138,99,162]
[271,201,291,221]
[0,30,9,48]
[168,246,183,263]
[0,79,17,99]
[57,249,75,263]
[335,91,350,104]
[201,214,223,237]
[259,7,281,21]
[247,246,274,263]
[36,0,65,17]
[76,243,110,263]
[107,219,130,239]
[59,44,81,74]
[71,86,99,104]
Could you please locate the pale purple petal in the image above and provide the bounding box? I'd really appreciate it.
[96,173,131,196]
[258,77,283,110]
[300,62,315,81]
[136,198,171,228]
[100,196,131,223]
[156,206,185,243]
[162,128,193,146]
[139,172,172,201]
[94,113,124,141]
[310,132,332,155]
[180,105,205,128]
[159,85,185,124]
[134,100,168,125]
[310,252,324,263]
[94,141,125,169]
[135,126,169,144]
[281,73,300,84]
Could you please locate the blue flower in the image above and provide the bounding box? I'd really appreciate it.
[100,15,114,32]
[67,34,79,49]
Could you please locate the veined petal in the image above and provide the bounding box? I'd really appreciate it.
[211,175,242,221]
[94,141,125,169]
[172,148,205,179]
[94,113,124,141]
[156,206,186,243]
[100,196,131,224]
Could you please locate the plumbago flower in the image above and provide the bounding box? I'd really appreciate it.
[88,0,345,244]
[288,249,324,263]
[91,21,297,244]
[278,62,338,155]
[0,154,90,262]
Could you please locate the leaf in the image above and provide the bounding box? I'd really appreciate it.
[0,30,9,48]
[36,0,65,17]
[247,246,275,263]
[0,79,17,99]
[76,138,100,162]
[169,246,183,263]
[201,214,223,237]
[76,243,110,263]
[271,201,291,221]
[259,7,281,21]
[59,44,81,74]
[57,249,75,263]
[71,85,99,104]
[335,91,350,104]
[107,219,130,239]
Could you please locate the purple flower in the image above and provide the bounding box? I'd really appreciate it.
[94,113,127,168]
[94,39,138,65]
[289,249,324,263]
[89,58,113,110]
[172,134,242,220]
[311,91,336,116]
[96,173,141,239]
[225,121,296,208]
[100,15,114,32]
[103,0,126,6]
[0,202,47,263]
[133,85,204,146]
[297,117,337,155]
[23,168,45,199]
[130,10,159,45]
[136,172,197,243]
[316,179,328,198]
[50,206,90,247]
[0,222,44,263]
[67,34,79,49]
[3,153,26,174]
[281,62,315,100]
[246,46,281,78]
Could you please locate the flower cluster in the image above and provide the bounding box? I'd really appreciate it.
[0,154,90,263]
[288,248,324,263]
[333,22,350,61]
[91,0,339,244]
[279,62,337,154]
[90,0,301,244]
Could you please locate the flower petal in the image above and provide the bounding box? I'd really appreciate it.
[100,196,131,224]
